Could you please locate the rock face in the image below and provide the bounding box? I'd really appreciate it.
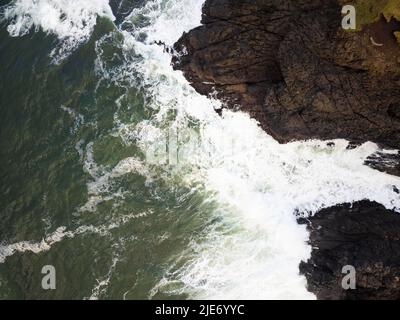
[365,150,400,177]
[298,201,400,300]
[173,0,400,149]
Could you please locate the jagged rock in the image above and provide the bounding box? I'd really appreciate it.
[298,201,400,300]
[365,150,400,176]
[173,0,400,149]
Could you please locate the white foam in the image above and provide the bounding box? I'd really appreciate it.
[88,256,119,300]
[0,227,69,263]
[0,210,150,264]
[109,0,400,300]
[1,0,115,62]
[61,105,85,133]
[2,0,399,300]
[79,142,153,213]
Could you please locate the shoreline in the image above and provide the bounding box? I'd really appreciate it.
[172,0,400,299]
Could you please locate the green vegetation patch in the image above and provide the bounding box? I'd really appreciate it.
[382,0,400,22]
[339,0,400,43]
[338,1,398,26]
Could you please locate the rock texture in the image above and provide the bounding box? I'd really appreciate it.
[298,201,400,300]
[173,0,400,149]
[365,150,400,176]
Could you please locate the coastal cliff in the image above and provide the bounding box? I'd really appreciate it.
[172,0,400,299]
[173,0,400,149]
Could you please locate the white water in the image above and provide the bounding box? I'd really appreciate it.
[1,0,115,62]
[0,210,151,264]
[2,0,400,300]
[110,0,400,300]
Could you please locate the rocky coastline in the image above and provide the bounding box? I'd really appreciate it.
[298,201,400,300]
[173,0,400,149]
[172,0,400,299]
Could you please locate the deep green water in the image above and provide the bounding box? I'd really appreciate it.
[0,0,217,299]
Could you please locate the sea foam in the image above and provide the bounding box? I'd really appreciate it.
[112,0,400,300]
[1,0,400,300]
[1,0,115,62]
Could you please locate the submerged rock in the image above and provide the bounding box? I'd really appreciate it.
[298,201,400,300]
[173,0,400,149]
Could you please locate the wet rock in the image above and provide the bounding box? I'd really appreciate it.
[365,150,400,176]
[299,201,400,300]
[173,0,400,149]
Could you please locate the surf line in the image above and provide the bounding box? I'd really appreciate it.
[155,305,190,318]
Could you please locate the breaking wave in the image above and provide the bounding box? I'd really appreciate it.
[1,0,115,62]
[1,0,400,300]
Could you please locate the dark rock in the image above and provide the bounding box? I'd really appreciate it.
[365,150,400,176]
[299,201,400,300]
[173,0,400,149]
[346,141,362,150]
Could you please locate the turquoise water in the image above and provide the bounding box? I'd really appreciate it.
[1,0,399,300]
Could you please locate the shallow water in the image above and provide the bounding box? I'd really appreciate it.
[0,0,399,299]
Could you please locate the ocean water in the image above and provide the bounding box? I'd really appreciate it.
[0,0,399,300]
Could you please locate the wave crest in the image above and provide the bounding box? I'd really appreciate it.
[1,0,115,62]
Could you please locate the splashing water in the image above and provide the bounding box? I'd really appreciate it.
[1,0,115,62]
[96,0,400,299]
[1,0,400,299]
